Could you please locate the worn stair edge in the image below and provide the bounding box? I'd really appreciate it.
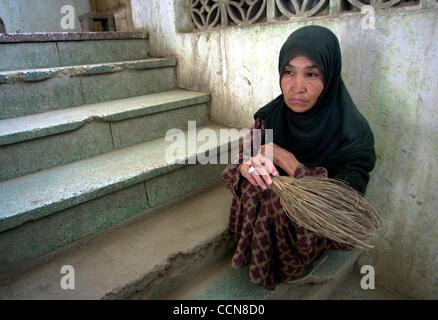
[0,123,243,233]
[0,102,210,182]
[0,37,150,73]
[0,163,227,273]
[0,32,149,43]
[0,89,210,146]
[0,58,177,84]
[0,60,177,120]
[166,250,361,300]
[0,184,234,300]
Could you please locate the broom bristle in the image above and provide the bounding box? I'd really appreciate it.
[269,176,384,249]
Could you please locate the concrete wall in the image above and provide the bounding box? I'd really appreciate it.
[132,0,438,299]
[0,0,90,33]
[90,0,136,32]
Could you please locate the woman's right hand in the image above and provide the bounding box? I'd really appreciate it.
[240,153,279,190]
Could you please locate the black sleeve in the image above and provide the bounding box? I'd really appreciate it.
[327,148,376,195]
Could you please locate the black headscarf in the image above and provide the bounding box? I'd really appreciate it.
[254,25,376,194]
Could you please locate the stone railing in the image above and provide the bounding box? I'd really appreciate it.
[186,0,435,31]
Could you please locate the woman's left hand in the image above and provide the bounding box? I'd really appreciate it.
[260,143,301,177]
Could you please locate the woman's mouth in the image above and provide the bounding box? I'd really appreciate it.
[291,98,306,104]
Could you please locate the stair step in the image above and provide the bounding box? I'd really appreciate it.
[0,58,176,84]
[0,32,149,43]
[165,250,361,300]
[0,89,211,181]
[0,123,242,272]
[0,32,150,72]
[0,58,178,120]
[0,184,234,299]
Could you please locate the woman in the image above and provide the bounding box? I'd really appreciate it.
[221,25,376,290]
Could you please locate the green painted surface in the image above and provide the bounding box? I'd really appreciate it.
[80,67,177,104]
[0,64,177,119]
[83,65,114,75]
[57,39,150,66]
[146,164,227,208]
[0,77,84,120]
[187,250,357,300]
[0,161,226,272]
[0,102,210,181]
[0,42,59,71]
[23,71,51,82]
[152,166,226,204]
[0,122,114,182]
[0,90,210,146]
[0,124,237,233]
[111,103,209,149]
[0,58,178,84]
[0,183,148,273]
[190,265,270,300]
[0,39,150,72]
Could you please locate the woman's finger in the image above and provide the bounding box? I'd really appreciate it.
[251,171,267,190]
[251,157,272,187]
[245,173,258,186]
[263,157,279,177]
[240,164,258,186]
[253,153,279,177]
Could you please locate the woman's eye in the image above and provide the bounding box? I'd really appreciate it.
[308,73,318,78]
[285,71,294,76]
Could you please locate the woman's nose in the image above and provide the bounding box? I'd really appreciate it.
[291,76,306,93]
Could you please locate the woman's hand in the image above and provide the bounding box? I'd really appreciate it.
[240,153,279,190]
[260,143,301,177]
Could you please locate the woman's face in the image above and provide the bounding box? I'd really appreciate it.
[280,56,324,113]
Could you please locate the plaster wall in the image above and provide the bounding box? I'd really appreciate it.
[132,0,438,299]
[0,0,90,33]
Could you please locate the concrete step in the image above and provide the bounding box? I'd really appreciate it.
[0,89,211,181]
[0,32,150,72]
[164,249,361,300]
[0,123,242,273]
[0,58,178,120]
[0,184,235,299]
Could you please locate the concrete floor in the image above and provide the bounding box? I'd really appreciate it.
[329,272,411,300]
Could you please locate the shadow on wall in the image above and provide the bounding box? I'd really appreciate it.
[0,18,5,33]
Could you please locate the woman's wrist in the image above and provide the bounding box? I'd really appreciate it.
[278,153,301,176]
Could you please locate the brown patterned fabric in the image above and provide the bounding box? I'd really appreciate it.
[221,119,353,290]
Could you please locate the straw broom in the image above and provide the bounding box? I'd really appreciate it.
[268,176,383,249]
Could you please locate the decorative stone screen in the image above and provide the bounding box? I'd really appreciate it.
[189,0,431,31]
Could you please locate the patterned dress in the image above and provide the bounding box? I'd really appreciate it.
[221,118,353,290]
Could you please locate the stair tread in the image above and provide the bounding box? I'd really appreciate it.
[0,89,211,146]
[0,58,177,84]
[0,31,149,43]
[0,123,241,232]
[0,185,233,300]
[167,250,361,300]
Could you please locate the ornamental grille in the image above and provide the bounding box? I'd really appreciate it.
[190,0,422,31]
